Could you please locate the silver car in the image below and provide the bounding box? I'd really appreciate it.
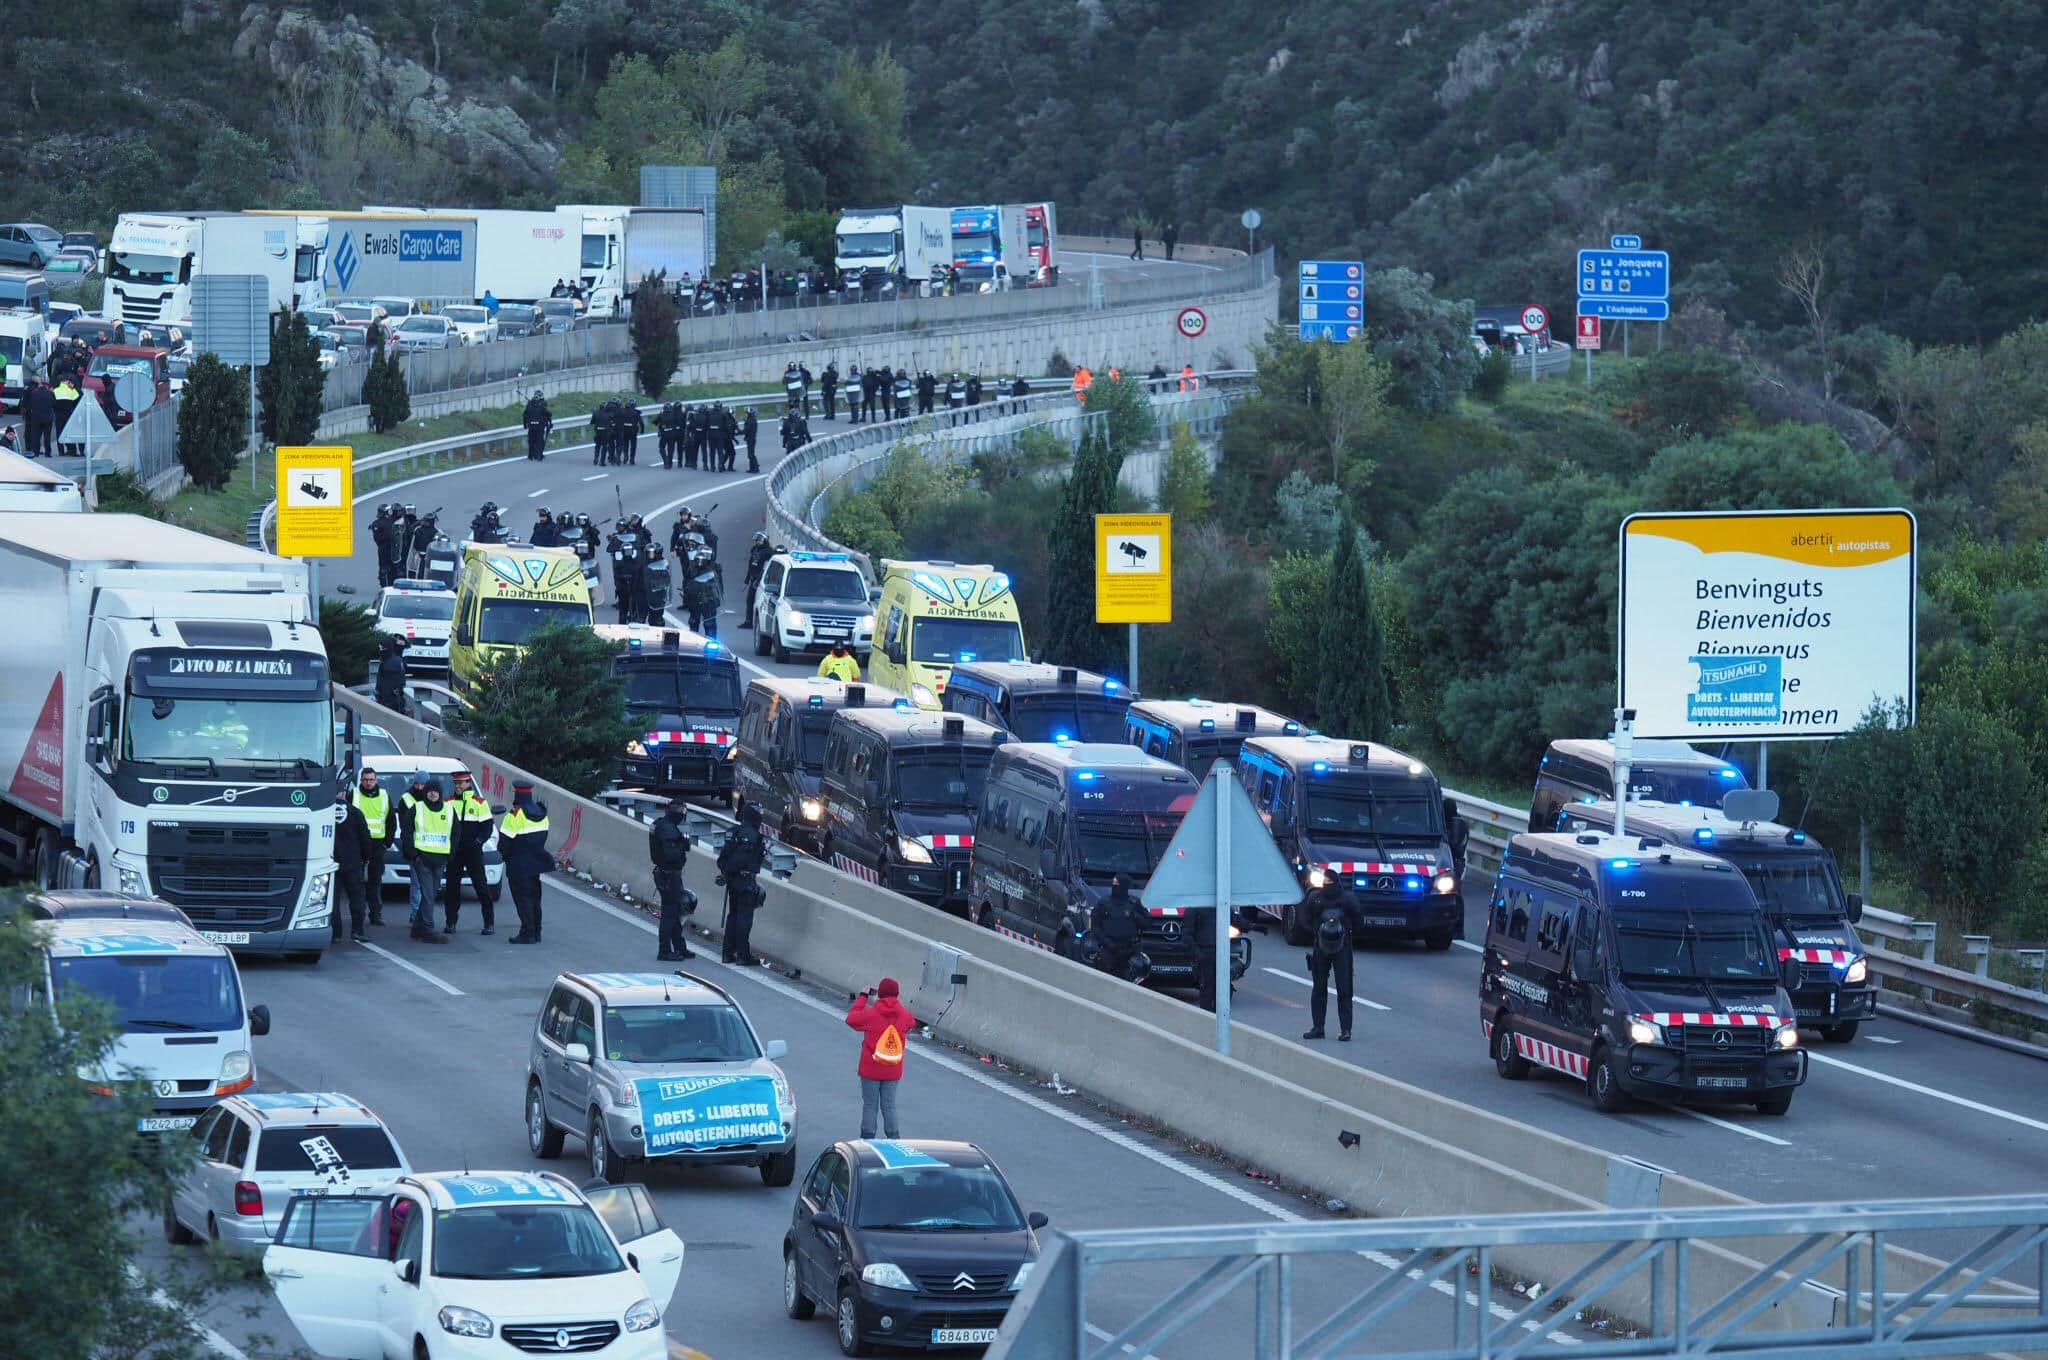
[165,1092,410,1254]
[392,314,454,351]
[0,223,63,269]
[526,970,799,1186]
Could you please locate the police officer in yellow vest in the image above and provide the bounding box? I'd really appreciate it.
[444,769,499,936]
[399,773,451,943]
[351,767,398,927]
[499,781,552,945]
[817,641,860,683]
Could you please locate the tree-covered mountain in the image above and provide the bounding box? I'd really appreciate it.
[10,1,2044,344]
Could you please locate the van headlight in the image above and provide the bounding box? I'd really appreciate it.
[1433,873,1458,895]
[1775,1025,1801,1050]
[910,683,938,709]
[862,1262,915,1291]
[623,1299,661,1333]
[626,739,647,757]
[800,798,823,821]
[1306,867,1328,889]
[219,1050,253,1084]
[1626,1019,1661,1046]
[438,1306,494,1338]
[613,1080,639,1108]
[786,609,810,630]
[896,836,933,864]
[772,1070,793,1109]
[1842,957,1868,984]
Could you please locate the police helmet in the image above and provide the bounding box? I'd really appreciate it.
[535,506,550,518]
[578,513,593,526]
[752,530,768,544]
[532,389,543,401]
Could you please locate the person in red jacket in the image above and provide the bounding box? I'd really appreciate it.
[846,978,914,1139]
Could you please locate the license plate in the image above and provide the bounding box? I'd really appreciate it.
[932,1329,999,1346]
[1795,1008,1823,1020]
[201,931,251,944]
[1361,916,1405,928]
[139,1115,197,1132]
[1695,1075,1749,1089]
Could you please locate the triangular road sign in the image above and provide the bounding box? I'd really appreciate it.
[1142,766,1302,911]
[59,398,119,447]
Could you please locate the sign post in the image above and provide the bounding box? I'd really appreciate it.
[1095,513,1172,691]
[1618,509,1917,746]
[192,275,271,487]
[1577,314,1601,387]
[277,446,356,623]
[1240,208,1262,258]
[1297,260,1364,343]
[1520,304,1549,383]
[1176,307,1207,371]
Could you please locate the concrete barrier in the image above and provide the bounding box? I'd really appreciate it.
[332,688,2028,1329]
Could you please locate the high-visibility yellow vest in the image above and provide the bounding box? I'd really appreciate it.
[500,809,549,836]
[453,790,491,822]
[411,804,453,855]
[353,788,391,838]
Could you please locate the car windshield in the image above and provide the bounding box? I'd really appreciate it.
[1727,855,1844,921]
[1614,910,1778,981]
[123,696,333,771]
[911,617,1024,665]
[1028,225,1046,248]
[432,1204,623,1280]
[1624,762,1747,807]
[619,663,741,713]
[1303,787,1440,839]
[856,1164,1024,1230]
[580,233,607,270]
[397,316,443,333]
[954,232,997,256]
[478,599,590,645]
[63,233,98,248]
[798,712,834,769]
[381,593,455,621]
[358,729,404,757]
[602,1003,760,1063]
[255,1124,404,1172]
[391,773,463,800]
[443,307,488,324]
[111,252,183,284]
[51,952,242,1032]
[336,305,378,322]
[838,231,895,258]
[539,300,576,318]
[893,752,991,808]
[786,567,868,601]
[500,306,537,325]
[89,355,153,380]
[1006,699,1128,744]
[1181,738,1245,782]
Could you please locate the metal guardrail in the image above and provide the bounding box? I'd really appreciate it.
[322,325,628,410]
[1443,786,2048,1040]
[992,1195,2048,1360]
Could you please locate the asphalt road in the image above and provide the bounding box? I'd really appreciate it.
[164,875,1596,1359]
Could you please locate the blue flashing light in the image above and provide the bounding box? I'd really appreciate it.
[1404,877,1423,892]
[1693,828,1715,845]
[1103,679,1120,692]
[1311,760,1329,774]
[1789,831,1807,844]
[1716,768,1740,780]
[705,639,722,653]
[1679,799,1694,807]
[1578,795,1597,804]
[628,638,644,650]
[1076,771,1097,782]
[808,695,825,707]
[1609,858,1633,870]
[1353,877,1368,890]
[1053,731,1073,745]
[1282,721,1301,734]
[1199,718,1216,731]
[893,699,913,711]
[959,651,977,663]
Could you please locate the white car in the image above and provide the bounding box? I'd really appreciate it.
[360,755,505,895]
[167,1092,410,1255]
[393,315,455,352]
[264,1169,682,1360]
[374,579,455,671]
[750,550,877,664]
[439,305,498,347]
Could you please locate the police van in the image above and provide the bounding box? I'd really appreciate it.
[36,916,272,1133]
[732,677,904,852]
[1529,737,1748,832]
[868,559,1026,709]
[448,543,594,702]
[819,710,1005,910]
[1237,735,1461,949]
[1480,830,1807,1115]
[598,625,742,803]
[1125,699,1302,779]
[942,661,1132,742]
[1546,791,1875,1042]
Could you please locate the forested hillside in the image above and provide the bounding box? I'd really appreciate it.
[10,1,2045,347]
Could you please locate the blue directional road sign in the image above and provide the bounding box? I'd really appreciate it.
[1578,297,1670,321]
[1298,259,1364,343]
[1577,248,1669,307]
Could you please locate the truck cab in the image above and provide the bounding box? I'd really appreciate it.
[1237,735,1461,949]
[83,345,172,425]
[1124,699,1302,779]
[104,214,200,330]
[943,661,1132,744]
[819,710,1005,912]
[1481,830,1807,1115]
[1548,792,1876,1042]
[732,678,905,853]
[597,625,742,802]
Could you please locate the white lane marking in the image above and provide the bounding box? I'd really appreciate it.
[1809,1051,2048,1134]
[357,940,465,996]
[526,487,550,498]
[582,473,608,482]
[663,609,775,681]
[1866,1035,1902,1045]
[1454,939,1483,953]
[350,455,524,504]
[544,877,1579,1343]
[1260,966,1392,1011]
[1668,1106,1792,1147]
[133,1266,248,1358]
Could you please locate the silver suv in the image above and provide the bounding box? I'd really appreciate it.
[526,970,798,1186]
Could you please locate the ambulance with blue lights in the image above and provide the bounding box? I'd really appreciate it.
[1124,699,1303,779]
[596,624,742,803]
[941,661,1132,743]
[869,560,1026,710]
[447,543,595,703]
[1545,790,1876,1043]
[1235,735,1463,950]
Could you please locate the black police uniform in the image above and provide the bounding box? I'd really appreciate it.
[718,405,740,471]
[370,512,399,587]
[649,807,695,960]
[717,809,768,964]
[1089,882,1146,979]
[621,401,645,465]
[657,402,684,469]
[742,409,759,471]
[332,795,375,941]
[445,785,499,935]
[821,364,838,419]
[1302,882,1365,1039]
[522,395,552,460]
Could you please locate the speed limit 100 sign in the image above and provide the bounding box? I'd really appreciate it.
[1520,304,1549,334]
[1176,307,1208,339]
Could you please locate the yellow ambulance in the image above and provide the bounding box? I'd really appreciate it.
[447,544,594,701]
[866,559,1027,709]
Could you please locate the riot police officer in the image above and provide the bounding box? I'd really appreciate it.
[916,369,937,415]
[592,398,615,465]
[371,505,403,588]
[685,404,707,470]
[470,502,504,544]
[529,508,560,547]
[742,407,759,472]
[607,517,645,624]
[743,531,774,623]
[657,400,685,469]
[717,803,769,965]
[821,361,839,419]
[522,390,552,460]
[620,396,645,465]
[1089,876,1148,981]
[650,798,695,961]
[945,372,966,411]
[893,369,913,419]
[682,532,722,635]
[1301,877,1364,1041]
[717,403,740,471]
[641,543,673,626]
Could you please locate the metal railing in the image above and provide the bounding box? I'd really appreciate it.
[991,1195,2048,1360]
[321,326,630,409]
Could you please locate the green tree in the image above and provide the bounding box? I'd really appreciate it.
[1156,422,1212,526]
[1635,423,1904,512]
[1472,348,1512,402]
[188,125,277,210]
[628,275,681,398]
[464,623,639,797]
[258,310,324,447]
[0,908,240,1359]
[1085,371,1157,455]
[92,470,164,519]
[173,353,248,492]
[1315,340,1391,484]
[822,493,906,561]
[1265,549,1330,716]
[1141,525,1270,699]
[318,599,381,686]
[820,49,916,202]
[1314,513,1392,740]
[1040,432,1126,674]
[1622,348,1749,439]
[1364,267,1476,414]
[364,325,411,434]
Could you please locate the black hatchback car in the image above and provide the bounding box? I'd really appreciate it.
[784,1139,1048,1355]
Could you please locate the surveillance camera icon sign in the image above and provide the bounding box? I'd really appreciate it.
[288,469,340,507]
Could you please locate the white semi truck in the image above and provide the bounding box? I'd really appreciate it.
[103,212,330,331]
[0,515,339,959]
[834,205,953,289]
[557,204,711,317]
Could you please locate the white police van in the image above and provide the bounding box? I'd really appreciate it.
[38,916,271,1132]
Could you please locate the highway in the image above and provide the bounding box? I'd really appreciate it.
[168,874,1598,1359]
[329,382,2048,1237]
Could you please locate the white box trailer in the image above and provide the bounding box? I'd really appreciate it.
[624,207,709,288]
[902,206,954,284]
[0,446,83,511]
[0,514,339,958]
[450,208,583,303]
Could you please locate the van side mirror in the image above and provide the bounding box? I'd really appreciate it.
[1779,955,1800,991]
[247,1004,272,1037]
[764,1039,789,1060]
[564,1041,592,1063]
[1027,1211,1050,1230]
[1845,893,1864,924]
